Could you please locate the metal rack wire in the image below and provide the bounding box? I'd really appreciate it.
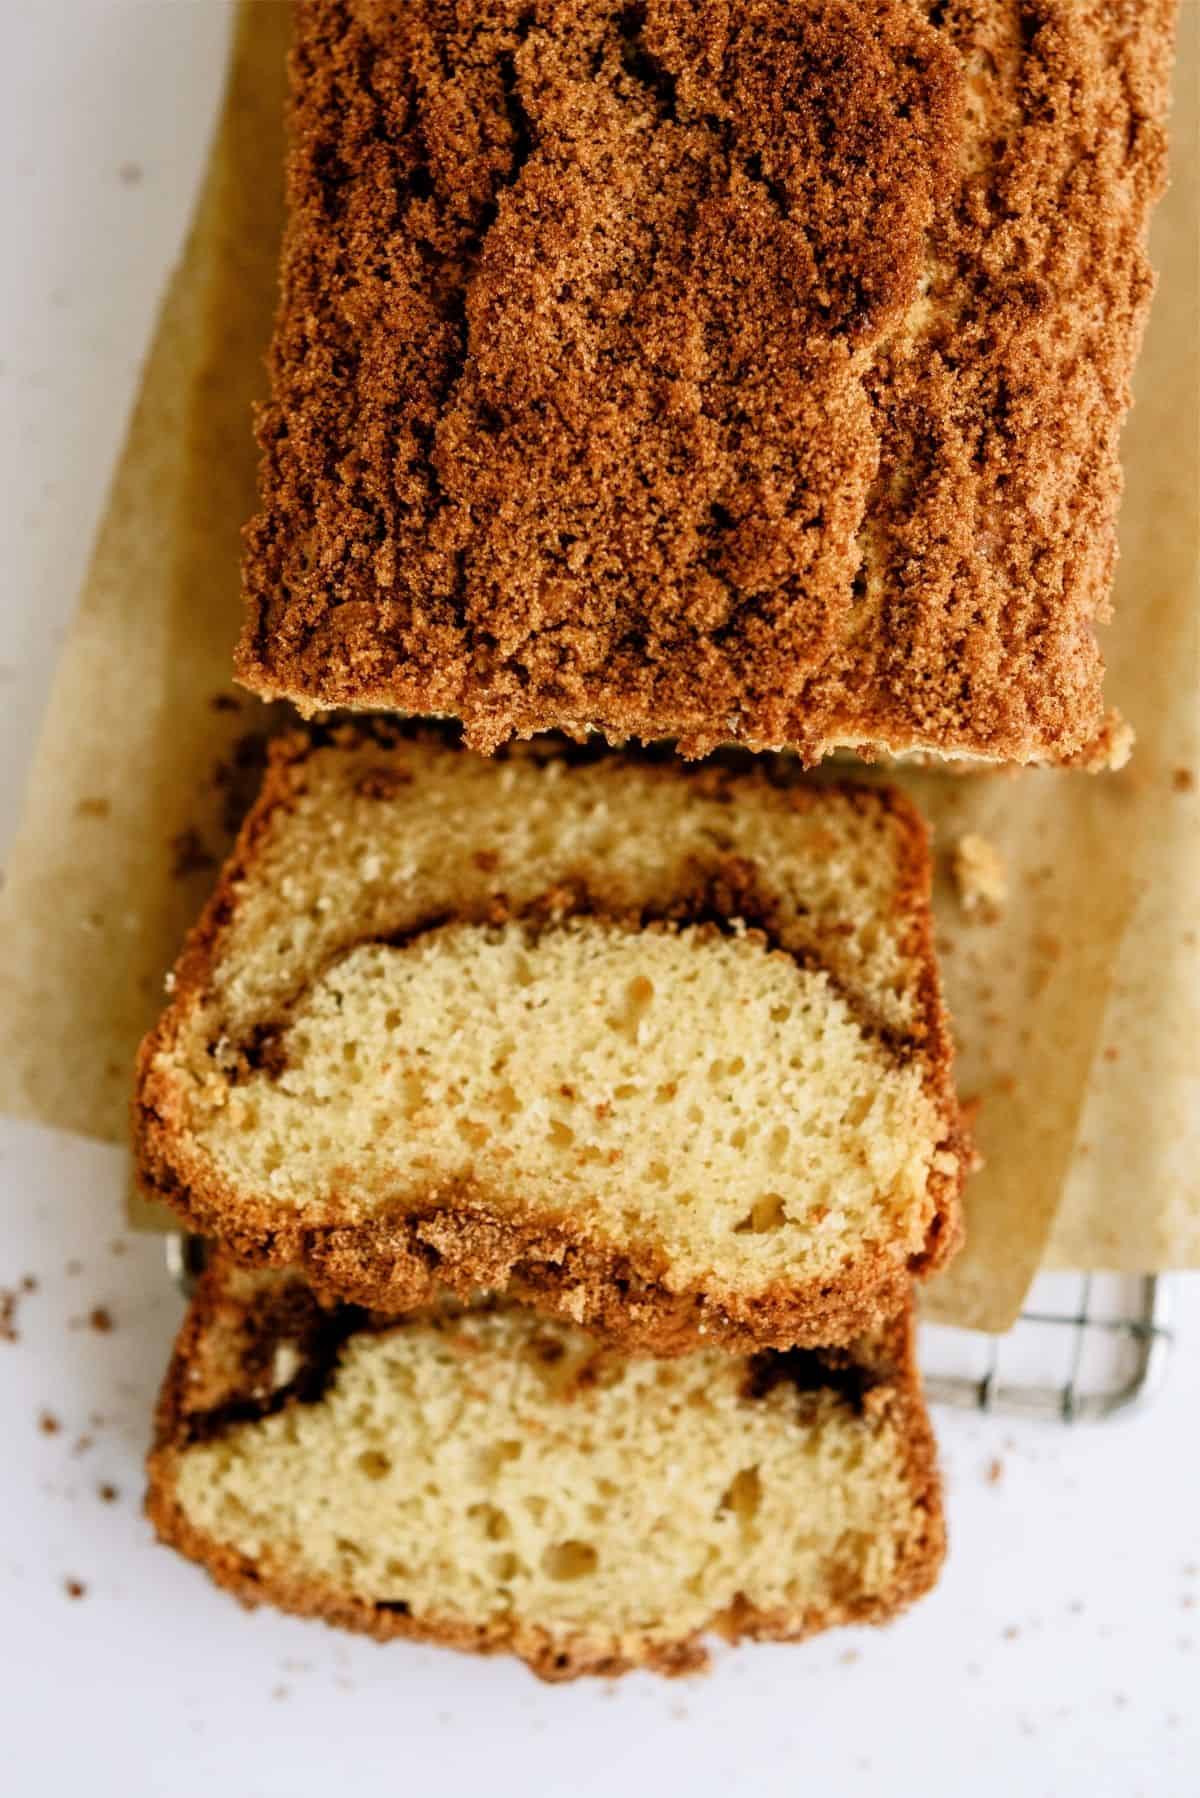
[166,1238,1173,1423]
[919,1271,1172,1421]
[166,1232,209,1296]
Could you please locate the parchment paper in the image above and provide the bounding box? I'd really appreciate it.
[0,2,1194,1328]
[1045,0,1200,1271]
[0,2,289,1147]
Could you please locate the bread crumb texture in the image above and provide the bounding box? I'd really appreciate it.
[147,1260,945,1678]
[135,728,964,1349]
[239,0,1174,762]
[952,832,1007,920]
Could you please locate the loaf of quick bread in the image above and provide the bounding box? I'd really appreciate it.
[239,0,1175,767]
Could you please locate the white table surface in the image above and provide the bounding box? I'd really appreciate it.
[1,7,1197,1794]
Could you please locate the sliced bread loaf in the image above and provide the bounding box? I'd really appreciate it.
[135,726,964,1349]
[146,1255,944,1679]
[239,0,1175,768]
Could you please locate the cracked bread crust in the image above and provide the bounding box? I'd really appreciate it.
[145,1259,946,1679]
[238,0,1175,764]
[134,723,966,1352]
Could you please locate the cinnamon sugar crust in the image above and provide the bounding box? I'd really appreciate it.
[238,0,1175,763]
[146,1258,945,1679]
[136,1162,939,1355]
[133,724,966,1352]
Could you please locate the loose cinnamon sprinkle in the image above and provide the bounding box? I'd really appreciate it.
[98,1482,119,1505]
[88,1306,115,1334]
[238,1,1173,764]
[0,1291,18,1343]
[64,1578,87,1600]
[212,730,273,837]
[354,766,414,800]
[38,1410,61,1436]
[985,1456,1004,1486]
[170,829,217,880]
[1172,768,1196,794]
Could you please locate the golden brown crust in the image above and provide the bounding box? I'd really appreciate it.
[238,1,1175,764]
[135,1162,918,1354]
[133,723,965,1352]
[145,1258,946,1679]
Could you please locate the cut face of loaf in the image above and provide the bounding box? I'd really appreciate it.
[146,1257,945,1680]
[135,727,964,1350]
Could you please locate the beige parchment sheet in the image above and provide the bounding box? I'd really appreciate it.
[0,2,1195,1328]
[1045,0,1200,1271]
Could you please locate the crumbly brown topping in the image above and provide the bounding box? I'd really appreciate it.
[239,0,1173,762]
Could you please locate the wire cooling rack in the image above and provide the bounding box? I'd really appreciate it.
[919,1271,1173,1421]
[166,1232,209,1296]
[166,1238,1173,1424]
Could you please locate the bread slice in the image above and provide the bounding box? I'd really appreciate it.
[135,725,964,1350]
[146,1256,945,1679]
[238,1,1174,766]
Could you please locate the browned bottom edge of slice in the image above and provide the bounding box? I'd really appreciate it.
[137,1137,961,1354]
[142,1487,942,1681]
